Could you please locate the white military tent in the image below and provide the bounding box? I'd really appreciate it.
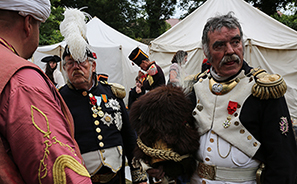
[149,0,297,120]
[32,17,148,104]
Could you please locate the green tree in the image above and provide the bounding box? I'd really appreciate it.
[272,13,297,31]
[247,0,296,16]
[177,0,296,18]
[142,0,177,38]
[58,0,139,39]
[39,0,64,45]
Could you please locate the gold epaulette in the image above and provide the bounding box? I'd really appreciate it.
[101,81,126,99]
[183,70,209,93]
[194,69,209,82]
[251,68,287,100]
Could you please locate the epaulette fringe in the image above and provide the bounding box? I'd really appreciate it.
[251,68,287,100]
[101,81,126,99]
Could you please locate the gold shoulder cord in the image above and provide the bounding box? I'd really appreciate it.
[251,68,287,100]
[53,155,90,184]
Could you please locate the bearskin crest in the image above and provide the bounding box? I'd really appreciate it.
[129,85,200,180]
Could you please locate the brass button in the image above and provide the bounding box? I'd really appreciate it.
[202,180,206,184]
[240,129,245,134]
[94,120,100,125]
[101,149,105,153]
[211,130,215,134]
[96,128,101,133]
[197,105,203,111]
[210,138,214,143]
[193,111,197,115]
[205,158,210,162]
[82,91,87,96]
[234,112,238,117]
[253,142,258,147]
[93,113,98,118]
[103,157,106,161]
[234,121,239,126]
[99,142,104,147]
[98,135,103,140]
[247,135,252,140]
[237,104,241,108]
[207,147,212,152]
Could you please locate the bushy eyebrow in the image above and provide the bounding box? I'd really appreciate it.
[212,34,241,48]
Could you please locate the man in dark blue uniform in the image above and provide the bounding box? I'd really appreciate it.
[58,8,147,184]
[59,46,147,184]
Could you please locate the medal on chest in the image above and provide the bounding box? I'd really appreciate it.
[89,93,104,118]
[223,101,239,129]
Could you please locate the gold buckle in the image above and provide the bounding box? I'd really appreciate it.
[197,162,216,180]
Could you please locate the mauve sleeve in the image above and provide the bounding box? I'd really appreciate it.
[0,68,91,184]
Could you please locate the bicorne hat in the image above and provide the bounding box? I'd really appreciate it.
[41,55,61,63]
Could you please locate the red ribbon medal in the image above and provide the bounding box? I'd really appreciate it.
[223,101,238,129]
[227,101,238,115]
[90,96,97,106]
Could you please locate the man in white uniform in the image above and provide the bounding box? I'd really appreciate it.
[190,12,297,184]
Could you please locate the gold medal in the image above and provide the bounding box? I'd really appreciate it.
[105,116,111,122]
[98,110,104,117]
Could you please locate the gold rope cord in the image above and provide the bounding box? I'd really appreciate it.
[136,137,190,162]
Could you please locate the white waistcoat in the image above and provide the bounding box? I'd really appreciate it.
[192,70,260,158]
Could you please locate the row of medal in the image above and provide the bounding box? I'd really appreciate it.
[89,92,122,130]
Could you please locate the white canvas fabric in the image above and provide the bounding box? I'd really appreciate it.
[149,0,297,119]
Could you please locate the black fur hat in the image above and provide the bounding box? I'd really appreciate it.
[129,85,200,178]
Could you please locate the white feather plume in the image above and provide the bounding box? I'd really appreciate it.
[60,7,92,62]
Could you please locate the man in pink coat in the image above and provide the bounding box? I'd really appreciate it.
[0,0,92,183]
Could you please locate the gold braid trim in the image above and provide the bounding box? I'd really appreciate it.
[251,68,287,100]
[136,137,190,163]
[53,155,90,184]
